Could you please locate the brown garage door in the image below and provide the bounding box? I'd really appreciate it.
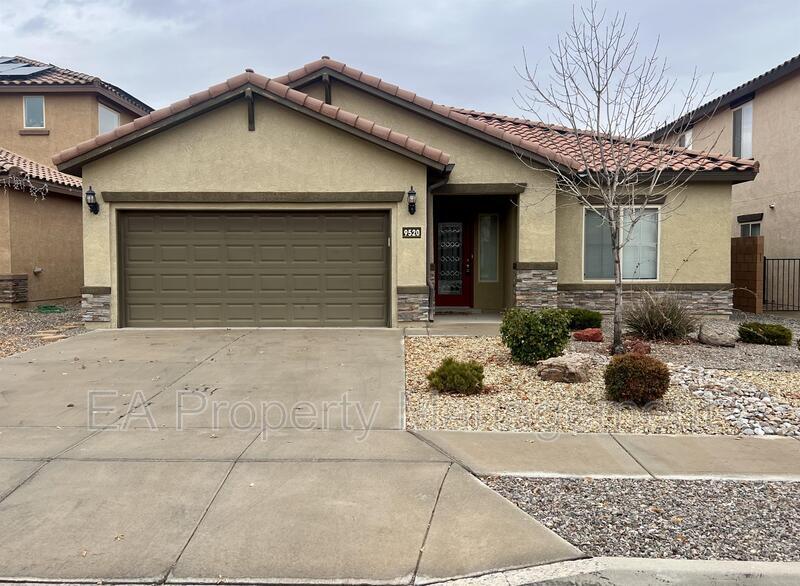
[119,211,389,327]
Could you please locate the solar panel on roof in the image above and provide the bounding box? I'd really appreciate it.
[0,65,52,78]
[0,63,23,72]
[0,57,14,64]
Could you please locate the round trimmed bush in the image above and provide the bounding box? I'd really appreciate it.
[427,357,484,395]
[738,322,792,346]
[604,354,670,406]
[500,308,571,365]
[563,308,603,330]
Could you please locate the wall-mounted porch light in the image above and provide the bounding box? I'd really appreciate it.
[85,186,99,215]
[407,186,417,215]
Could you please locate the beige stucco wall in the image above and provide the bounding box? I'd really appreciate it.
[319,80,557,263]
[556,183,732,284]
[0,194,10,272]
[0,93,136,166]
[81,97,429,327]
[669,72,800,258]
[7,191,83,301]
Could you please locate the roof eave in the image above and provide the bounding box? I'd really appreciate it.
[56,84,449,175]
[647,54,800,141]
[0,84,150,117]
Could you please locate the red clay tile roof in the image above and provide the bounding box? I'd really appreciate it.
[455,108,759,174]
[0,147,81,189]
[277,57,758,176]
[53,71,451,171]
[0,56,152,115]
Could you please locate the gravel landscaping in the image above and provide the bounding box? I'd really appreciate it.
[405,333,800,435]
[405,336,735,434]
[0,302,85,358]
[486,477,800,562]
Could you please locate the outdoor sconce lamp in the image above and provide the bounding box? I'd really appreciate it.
[407,186,417,215]
[85,186,99,215]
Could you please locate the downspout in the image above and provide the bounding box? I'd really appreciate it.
[426,165,453,321]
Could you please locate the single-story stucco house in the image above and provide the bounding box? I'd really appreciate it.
[53,57,758,328]
[1,147,83,304]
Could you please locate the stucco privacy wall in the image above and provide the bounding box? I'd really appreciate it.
[81,97,428,327]
[9,191,83,301]
[313,80,557,263]
[555,183,732,284]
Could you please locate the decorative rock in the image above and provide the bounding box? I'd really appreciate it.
[573,328,603,342]
[536,353,591,383]
[698,322,737,347]
[623,339,651,355]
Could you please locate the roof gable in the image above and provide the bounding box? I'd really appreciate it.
[53,71,452,175]
[277,57,758,180]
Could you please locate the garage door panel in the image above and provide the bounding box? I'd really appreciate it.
[260,245,288,262]
[292,245,322,262]
[194,245,223,263]
[121,211,388,327]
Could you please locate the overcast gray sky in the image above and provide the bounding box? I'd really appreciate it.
[3,0,798,119]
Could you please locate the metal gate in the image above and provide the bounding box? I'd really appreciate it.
[764,258,800,311]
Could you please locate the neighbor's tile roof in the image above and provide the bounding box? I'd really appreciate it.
[277,57,758,175]
[0,147,81,189]
[647,52,800,141]
[0,56,152,114]
[52,71,451,169]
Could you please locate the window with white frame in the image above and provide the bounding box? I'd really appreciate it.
[23,95,45,128]
[732,101,753,158]
[583,207,659,280]
[478,214,499,282]
[98,103,120,135]
[740,222,761,237]
[678,128,693,149]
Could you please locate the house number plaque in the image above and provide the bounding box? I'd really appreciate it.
[402,227,422,238]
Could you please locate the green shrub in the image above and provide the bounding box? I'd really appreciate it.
[738,322,792,346]
[623,293,698,340]
[563,308,603,330]
[604,354,670,406]
[500,307,571,365]
[427,357,484,395]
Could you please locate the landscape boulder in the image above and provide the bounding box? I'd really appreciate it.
[623,339,651,355]
[536,353,592,383]
[573,328,603,342]
[698,321,736,347]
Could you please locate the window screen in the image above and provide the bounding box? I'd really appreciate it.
[583,209,614,279]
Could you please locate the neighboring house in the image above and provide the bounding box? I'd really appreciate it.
[54,58,756,328]
[0,148,83,303]
[0,56,151,305]
[648,53,800,259]
[0,56,151,166]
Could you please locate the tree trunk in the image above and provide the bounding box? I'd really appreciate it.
[611,212,625,354]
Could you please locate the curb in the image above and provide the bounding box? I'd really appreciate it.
[424,557,800,585]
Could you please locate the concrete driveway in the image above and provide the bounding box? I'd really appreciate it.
[0,329,582,584]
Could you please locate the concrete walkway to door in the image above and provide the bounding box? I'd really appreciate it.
[0,329,582,584]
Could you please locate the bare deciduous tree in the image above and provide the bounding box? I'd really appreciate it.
[516,2,720,353]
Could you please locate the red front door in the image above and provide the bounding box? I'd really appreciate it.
[435,218,474,307]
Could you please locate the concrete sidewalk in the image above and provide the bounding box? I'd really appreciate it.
[0,428,582,584]
[415,430,800,481]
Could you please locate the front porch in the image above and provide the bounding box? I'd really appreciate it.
[431,192,519,317]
